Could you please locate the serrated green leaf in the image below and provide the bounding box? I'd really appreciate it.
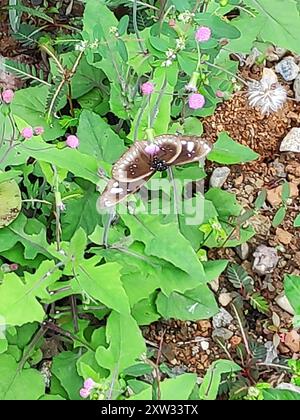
[208,132,259,164]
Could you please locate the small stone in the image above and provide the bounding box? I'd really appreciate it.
[218,292,233,307]
[275,293,295,315]
[210,277,219,292]
[235,243,250,260]
[200,340,210,351]
[212,328,234,341]
[230,336,242,346]
[212,308,233,329]
[294,74,300,102]
[275,57,299,81]
[244,185,254,194]
[209,167,230,188]
[264,341,278,364]
[284,330,300,353]
[234,175,244,186]
[272,159,286,178]
[253,245,279,276]
[276,228,293,245]
[267,182,299,206]
[280,128,300,153]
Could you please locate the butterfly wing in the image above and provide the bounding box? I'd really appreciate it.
[173,136,212,166]
[97,176,151,209]
[112,136,182,182]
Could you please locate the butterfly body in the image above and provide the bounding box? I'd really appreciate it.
[98,135,212,210]
[150,157,169,172]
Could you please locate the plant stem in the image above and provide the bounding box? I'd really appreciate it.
[133,0,146,54]
[204,61,249,86]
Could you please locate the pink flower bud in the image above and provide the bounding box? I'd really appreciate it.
[216,90,224,98]
[188,93,205,110]
[84,378,96,391]
[66,135,80,149]
[34,126,45,136]
[9,263,19,271]
[195,26,211,42]
[21,127,34,139]
[141,82,154,96]
[1,89,14,104]
[169,19,176,28]
[79,388,90,399]
[145,144,160,155]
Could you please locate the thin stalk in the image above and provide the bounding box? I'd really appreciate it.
[133,0,146,54]
[204,61,249,86]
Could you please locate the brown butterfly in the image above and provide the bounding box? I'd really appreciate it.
[98,135,212,209]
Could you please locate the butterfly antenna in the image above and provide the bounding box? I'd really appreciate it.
[102,208,117,248]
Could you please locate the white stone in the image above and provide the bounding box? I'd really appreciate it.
[280,127,300,153]
[200,340,210,351]
[235,243,250,260]
[275,57,299,81]
[275,293,295,316]
[294,74,300,102]
[209,167,230,188]
[218,293,233,307]
[210,277,219,292]
[212,308,233,328]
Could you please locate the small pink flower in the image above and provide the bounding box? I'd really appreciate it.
[145,144,160,155]
[66,135,79,149]
[79,388,90,399]
[34,126,44,136]
[195,26,211,42]
[216,90,224,98]
[21,127,34,139]
[1,89,14,104]
[188,93,205,110]
[9,263,19,271]
[84,378,96,391]
[141,82,154,96]
[169,19,176,28]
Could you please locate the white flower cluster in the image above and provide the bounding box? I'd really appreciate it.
[162,37,186,67]
[75,39,100,52]
[178,10,195,24]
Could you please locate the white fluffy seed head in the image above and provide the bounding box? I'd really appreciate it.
[247,70,287,116]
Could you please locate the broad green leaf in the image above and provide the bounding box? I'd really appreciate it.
[77,110,125,163]
[121,213,206,282]
[294,214,300,227]
[0,261,61,326]
[14,136,101,185]
[208,132,259,164]
[0,179,21,228]
[203,260,229,282]
[262,388,300,401]
[156,284,218,321]
[284,274,300,327]
[52,351,82,400]
[199,360,241,400]
[132,297,160,325]
[71,261,130,315]
[0,354,45,400]
[0,214,52,259]
[243,0,300,54]
[205,188,241,218]
[160,373,197,400]
[11,86,64,141]
[61,180,100,240]
[95,311,146,374]
[272,207,286,228]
